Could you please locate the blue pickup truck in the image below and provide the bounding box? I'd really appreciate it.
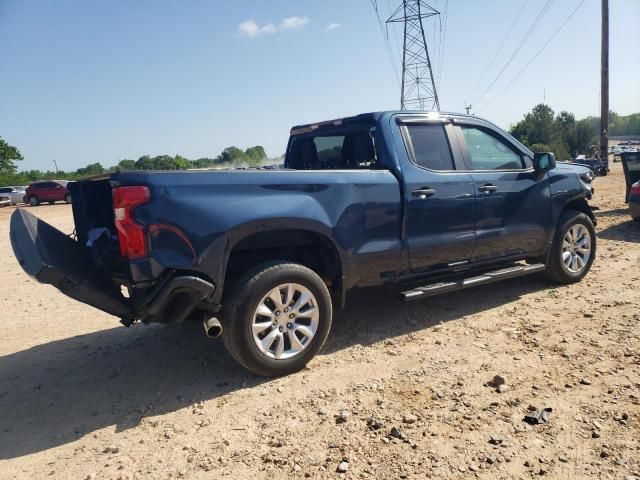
[10,111,597,376]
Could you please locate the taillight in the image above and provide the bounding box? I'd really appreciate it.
[631,184,640,196]
[113,186,150,259]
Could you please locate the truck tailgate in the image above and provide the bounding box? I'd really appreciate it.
[10,208,133,319]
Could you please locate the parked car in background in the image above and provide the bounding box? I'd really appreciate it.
[572,155,609,176]
[630,180,640,221]
[24,180,71,206]
[0,186,27,205]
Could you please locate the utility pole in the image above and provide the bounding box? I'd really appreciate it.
[465,103,472,115]
[600,0,609,160]
[387,0,440,111]
[52,159,59,175]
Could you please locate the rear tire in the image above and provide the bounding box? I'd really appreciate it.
[28,196,39,206]
[222,261,332,377]
[545,211,596,284]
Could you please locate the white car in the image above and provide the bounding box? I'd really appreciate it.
[0,186,27,205]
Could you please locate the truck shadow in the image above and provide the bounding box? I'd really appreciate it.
[0,276,550,459]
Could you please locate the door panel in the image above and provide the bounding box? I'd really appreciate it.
[455,125,551,261]
[398,122,476,273]
[39,183,54,201]
[471,171,550,260]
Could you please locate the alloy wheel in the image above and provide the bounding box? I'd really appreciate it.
[251,283,319,360]
[562,224,592,273]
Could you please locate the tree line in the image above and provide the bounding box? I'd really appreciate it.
[0,142,274,186]
[510,106,640,160]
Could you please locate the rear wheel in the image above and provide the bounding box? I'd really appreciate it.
[222,261,332,377]
[28,196,40,206]
[546,211,596,283]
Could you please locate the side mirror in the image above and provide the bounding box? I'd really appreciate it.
[533,152,556,172]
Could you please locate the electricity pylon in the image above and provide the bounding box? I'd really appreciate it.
[387,0,440,110]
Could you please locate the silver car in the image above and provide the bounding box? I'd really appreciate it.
[0,186,27,205]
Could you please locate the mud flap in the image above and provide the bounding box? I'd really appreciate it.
[9,208,134,320]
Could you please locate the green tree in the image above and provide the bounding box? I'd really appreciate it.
[555,111,577,156]
[244,146,267,166]
[220,146,246,164]
[135,155,155,170]
[75,162,106,177]
[174,154,191,169]
[117,159,136,170]
[510,104,570,159]
[575,120,598,156]
[0,137,24,174]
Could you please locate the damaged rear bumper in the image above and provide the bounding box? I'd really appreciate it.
[9,208,214,325]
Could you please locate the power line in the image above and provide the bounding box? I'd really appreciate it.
[371,0,402,86]
[435,0,448,90]
[466,0,529,101]
[386,0,403,58]
[476,0,586,112]
[473,0,555,106]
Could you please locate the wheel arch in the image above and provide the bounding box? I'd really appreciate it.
[217,225,346,308]
[561,197,596,225]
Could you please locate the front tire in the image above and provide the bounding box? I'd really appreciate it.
[545,211,596,283]
[28,196,40,206]
[222,261,332,377]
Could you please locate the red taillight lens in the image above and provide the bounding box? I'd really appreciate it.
[631,184,640,196]
[113,186,150,259]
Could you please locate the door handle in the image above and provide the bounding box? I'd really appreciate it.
[411,188,436,199]
[478,184,498,193]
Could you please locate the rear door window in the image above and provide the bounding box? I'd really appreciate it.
[404,124,455,171]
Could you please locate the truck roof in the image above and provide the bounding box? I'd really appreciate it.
[289,110,477,135]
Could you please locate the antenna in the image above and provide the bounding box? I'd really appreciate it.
[387,0,441,111]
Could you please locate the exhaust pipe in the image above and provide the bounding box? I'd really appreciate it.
[202,316,222,338]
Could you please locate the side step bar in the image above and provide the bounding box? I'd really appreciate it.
[400,263,546,301]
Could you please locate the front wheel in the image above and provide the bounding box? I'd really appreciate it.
[28,196,40,206]
[545,211,596,283]
[222,261,332,377]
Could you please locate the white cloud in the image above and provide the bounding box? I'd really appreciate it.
[280,16,309,30]
[238,16,309,38]
[325,22,341,32]
[238,19,277,38]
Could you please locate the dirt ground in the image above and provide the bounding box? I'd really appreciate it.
[0,163,638,480]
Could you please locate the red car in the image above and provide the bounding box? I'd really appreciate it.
[25,180,71,206]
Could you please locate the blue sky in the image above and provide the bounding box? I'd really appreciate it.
[1,0,639,171]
